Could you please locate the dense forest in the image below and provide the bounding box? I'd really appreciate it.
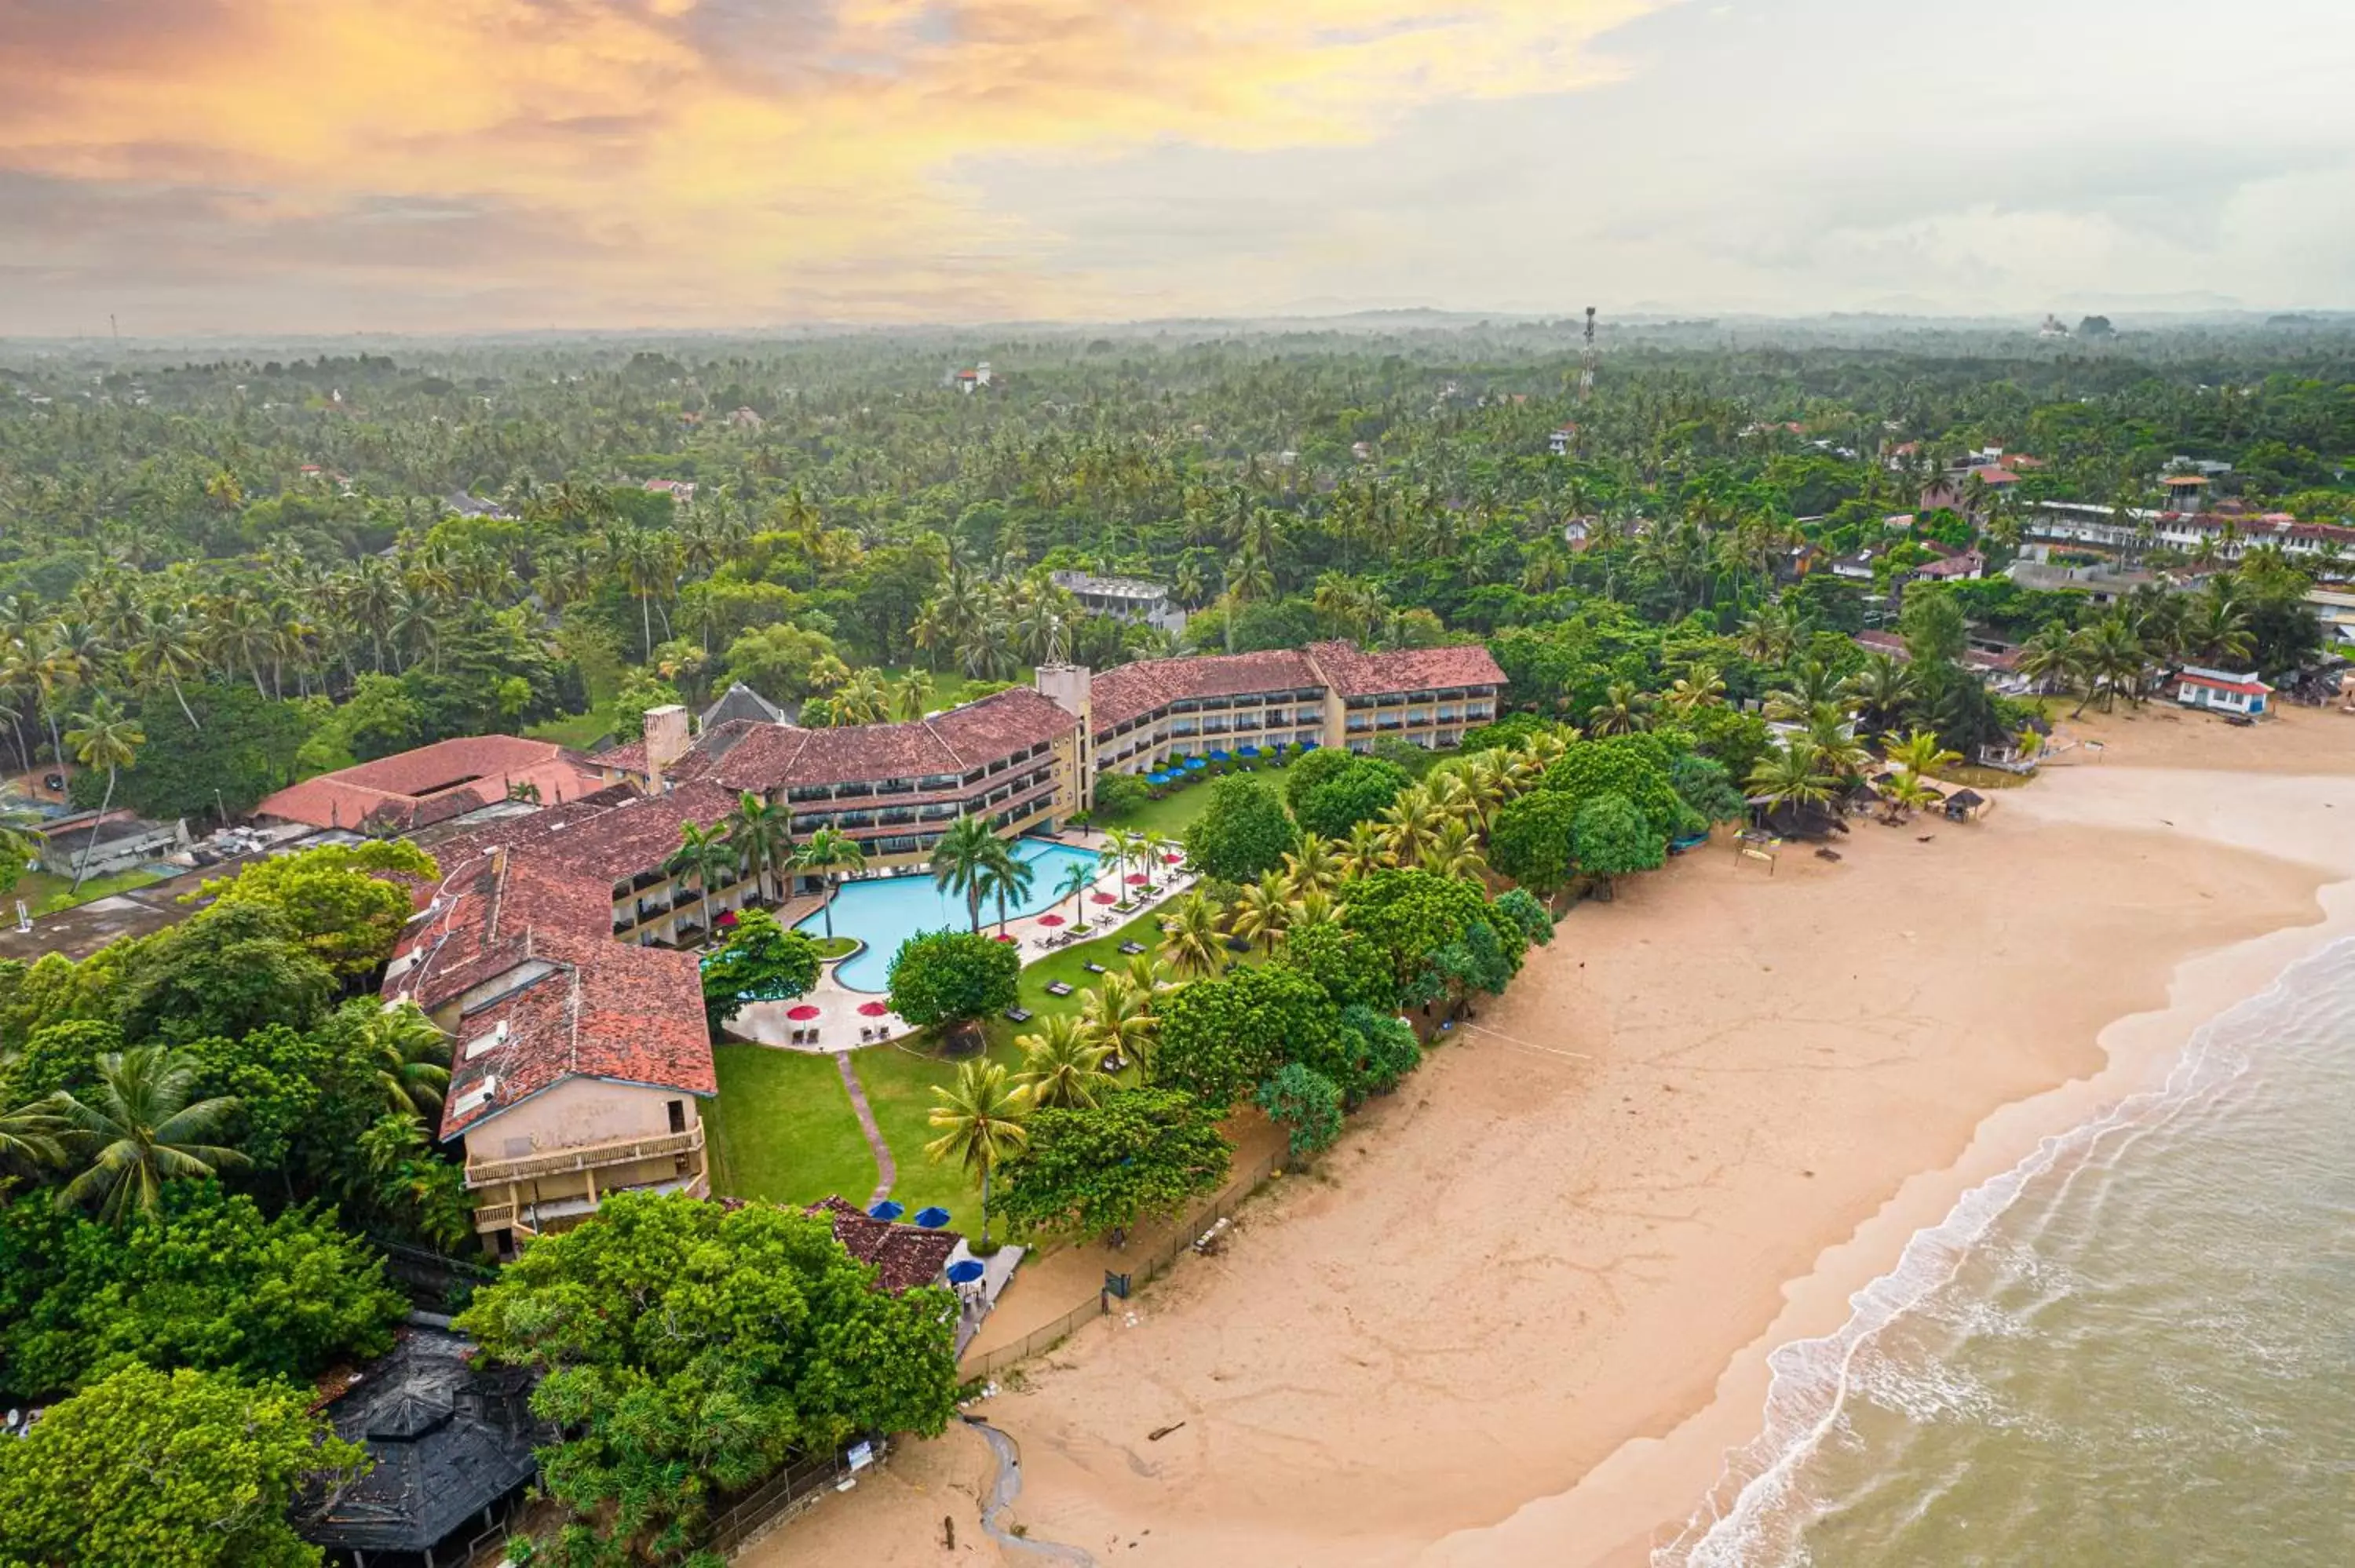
[0,315,2348,826]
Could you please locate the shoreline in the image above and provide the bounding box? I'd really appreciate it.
[1446,783,2355,1566]
[757,706,2355,1568]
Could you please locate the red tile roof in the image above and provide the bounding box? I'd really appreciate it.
[427,780,740,885]
[1854,630,1910,659]
[255,736,604,833]
[2178,672,2271,696]
[1090,650,1324,730]
[804,1198,961,1293]
[1305,640,1506,698]
[708,687,1074,792]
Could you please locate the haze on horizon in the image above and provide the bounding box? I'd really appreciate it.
[4,0,2352,337]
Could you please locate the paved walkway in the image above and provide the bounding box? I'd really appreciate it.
[834,1053,897,1206]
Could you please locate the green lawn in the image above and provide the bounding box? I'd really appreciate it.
[851,1037,1017,1227]
[871,665,1037,714]
[525,710,615,749]
[1014,906,1172,1019]
[1093,772,1233,840]
[704,1044,879,1209]
[9,866,168,915]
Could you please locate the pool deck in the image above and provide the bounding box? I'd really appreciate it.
[729,831,1196,1056]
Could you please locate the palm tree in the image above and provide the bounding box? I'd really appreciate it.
[1886,728,1961,778]
[1378,785,1447,865]
[1225,871,1293,957]
[1136,831,1177,889]
[1338,820,1394,880]
[1421,817,1489,881]
[977,844,1035,936]
[1079,974,1157,1078]
[1746,739,1836,815]
[1879,771,1937,825]
[358,1001,452,1121]
[725,791,794,903]
[889,669,936,722]
[930,815,998,934]
[794,827,867,939]
[64,694,144,892]
[924,1059,1031,1244]
[1735,602,1802,665]
[1586,681,1653,736]
[1099,827,1141,899]
[1053,856,1099,931]
[49,1047,247,1225]
[1281,832,1342,899]
[2182,586,2255,667]
[664,821,738,939]
[1159,890,1225,979]
[2017,623,2085,702]
[126,611,205,731]
[1841,652,1918,741]
[0,1091,68,1175]
[1013,1016,1115,1110]
[1665,662,1726,718]
[2075,617,2150,714]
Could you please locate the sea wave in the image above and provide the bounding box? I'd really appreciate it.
[1650,941,2346,1567]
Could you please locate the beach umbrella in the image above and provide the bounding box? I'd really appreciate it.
[1163,851,1183,864]
[786,1004,821,1021]
[1238,745,1260,757]
[1185,757,1207,771]
[1090,891,1117,904]
[1208,749,1230,761]
[1038,913,1065,926]
[1297,739,1318,752]
[856,1000,891,1016]
[912,1206,952,1229]
[945,1259,986,1285]
[867,1200,905,1221]
[993,932,1017,943]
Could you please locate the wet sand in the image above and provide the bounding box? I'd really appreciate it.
[761,704,2355,1568]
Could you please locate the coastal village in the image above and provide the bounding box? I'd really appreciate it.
[1,323,2350,1568]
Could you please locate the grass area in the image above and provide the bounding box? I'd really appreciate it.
[525,709,615,749]
[703,1043,879,1207]
[871,665,1037,713]
[852,1037,1021,1227]
[1092,771,1233,840]
[11,866,168,915]
[809,935,860,960]
[1014,906,1172,1020]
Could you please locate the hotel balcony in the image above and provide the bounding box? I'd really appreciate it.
[466,1122,706,1191]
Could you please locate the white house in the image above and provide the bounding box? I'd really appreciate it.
[2174,665,2272,717]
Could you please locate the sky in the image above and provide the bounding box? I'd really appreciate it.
[3,0,2353,335]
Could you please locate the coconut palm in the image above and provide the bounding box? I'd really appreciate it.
[1378,785,1448,865]
[1420,816,1489,881]
[1053,855,1099,931]
[2016,623,2084,701]
[1746,738,1837,814]
[2075,617,2151,714]
[1879,771,1937,825]
[1281,832,1342,899]
[64,694,144,892]
[1802,706,1875,786]
[1225,871,1293,957]
[1665,662,1726,718]
[358,1001,452,1121]
[930,815,998,934]
[794,827,867,939]
[1338,820,1394,880]
[1159,889,1225,979]
[924,1058,1031,1243]
[977,844,1035,936]
[1099,827,1141,897]
[1886,728,1962,778]
[1079,975,1158,1080]
[1841,652,1918,741]
[889,669,936,722]
[664,821,739,937]
[2182,586,2255,667]
[0,1092,68,1175]
[1014,1015,1115,1110]
[725,791,794,903]
[49,1046,247,1226]
[1735,602,1802,665]
[1136,831,1178,888]
[126,611,205,731]
[1290,885,1340,932]
[1586,681,1653,736]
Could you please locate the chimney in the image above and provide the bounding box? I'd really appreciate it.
[643,704,691,793]
[1033,665,1095,815]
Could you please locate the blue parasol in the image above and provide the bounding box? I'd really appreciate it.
[944,1259,986,1285]
[867,1199,905,1221]
[1207,749,1231,761]
[911,1206,953,1229]
[1297,739,1319,751]
[1238,745,1260,757]
[1185,757,1207,771]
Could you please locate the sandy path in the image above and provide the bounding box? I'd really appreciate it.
[762,704,2355,1568]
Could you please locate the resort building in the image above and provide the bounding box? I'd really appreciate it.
[255,735,606,834]
[1048,569,1189,635]
[2026,499,2355,563]
[2173,665,2273,717]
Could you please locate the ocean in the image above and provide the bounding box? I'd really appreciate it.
[1663,938,2355,1567]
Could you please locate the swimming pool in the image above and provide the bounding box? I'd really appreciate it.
[802,838,1108,993]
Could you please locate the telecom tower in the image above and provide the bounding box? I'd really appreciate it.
[1579,306,1597,401]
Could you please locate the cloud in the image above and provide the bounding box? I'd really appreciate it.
[0,0,1663,330]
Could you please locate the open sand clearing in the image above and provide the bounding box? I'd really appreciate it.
[760,706,2355,1568]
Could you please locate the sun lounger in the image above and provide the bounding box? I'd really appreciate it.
[1118,941,1145,954]
[1083,961,1108,974]
[1003,1007,1032,1023]
[1044,981,1075,997]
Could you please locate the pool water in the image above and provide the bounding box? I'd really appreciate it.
[801,839,1108,993]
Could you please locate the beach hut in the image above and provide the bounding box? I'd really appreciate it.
[1943,788,1988,822]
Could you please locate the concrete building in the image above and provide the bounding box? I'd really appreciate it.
[1048,569,1189,635]
[2174,666,2273,717]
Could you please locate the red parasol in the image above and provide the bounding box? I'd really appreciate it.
[786,1005,821,1021]
[1090,892,1117,904]
[1038,913,1066,926]
[994,932,1017,943]
[856,1001,890,1017]
[1163,852,1183,864]
[1125,873,1148,884]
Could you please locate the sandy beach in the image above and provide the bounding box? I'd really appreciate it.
[762,704,2355,1568]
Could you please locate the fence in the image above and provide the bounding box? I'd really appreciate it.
[960,1143,1287,1380]
[692,1440,885,1562]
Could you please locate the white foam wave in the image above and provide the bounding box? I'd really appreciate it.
[1651,942,2352,1567]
